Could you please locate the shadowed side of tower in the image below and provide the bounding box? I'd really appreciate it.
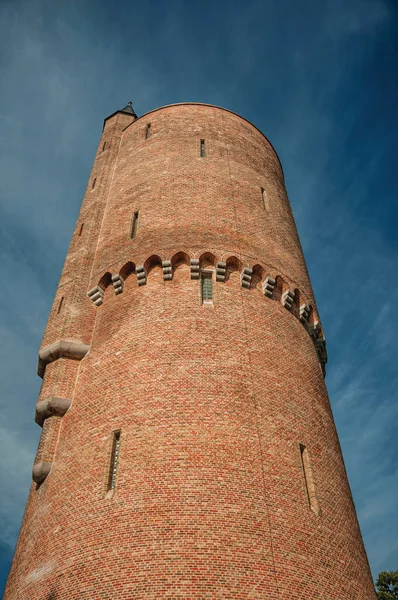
[5,103,375,599]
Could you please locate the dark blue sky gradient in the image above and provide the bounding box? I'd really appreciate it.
[0,0,397,593]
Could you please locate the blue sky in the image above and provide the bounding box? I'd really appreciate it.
[0,0,397,592]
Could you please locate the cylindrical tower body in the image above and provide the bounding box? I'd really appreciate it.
[5,103,375,599]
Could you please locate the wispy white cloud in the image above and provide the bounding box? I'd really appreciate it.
[0,427,35,547]
[328,0,391,36]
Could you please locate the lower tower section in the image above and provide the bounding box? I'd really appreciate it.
[5,253,376,599]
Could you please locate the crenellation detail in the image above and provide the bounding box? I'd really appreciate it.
[315,337,327,367]
[308,320,327,373]
[216,261,227,282]
[87,285,104,306]
[190,258,200,280]
[309,321,322,339]
[90,255,326,372]
[281,289,295,310]
[262,276,276,298]
[240,267,253,289]
[300,303,311,324]
[162,260,173,281]
[136,265,147,286]
[112,274,124,295]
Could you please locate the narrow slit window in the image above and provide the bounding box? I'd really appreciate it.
[57,296,64,314]
[300,444,320,515]
[78,223,84,236]
[201,271,213,304]
[91,177,97,190]
[108,431,121,491]
[145,123,151,139]
[102,141,107,151]
[261,187,269,211]
[200,139,206,157]
[130,211,139,239]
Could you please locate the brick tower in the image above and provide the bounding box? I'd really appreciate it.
[5,102,376,599]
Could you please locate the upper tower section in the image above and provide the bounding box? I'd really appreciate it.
[103,100,138,129]
[38,102,137,351]
[91,103,313,302]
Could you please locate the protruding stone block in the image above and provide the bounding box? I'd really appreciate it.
[262,276,276,298]
[111,273,124,295]
[216,261,227,282]
[162,260,173,281]
[299,303,310,324]
[308,321,327,375]
[281,289,295,310]
[87,285,104,306]
[240,267,253,289]
[315,337,327,376]
[315,337,327,362]
[136,265,147,287]
[38,340,90,378]
[309,321,322,340]
[190,259,200,280]
[32,461,52,484]
[35,397,72,427]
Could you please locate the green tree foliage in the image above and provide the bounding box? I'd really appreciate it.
[376,571,398,600]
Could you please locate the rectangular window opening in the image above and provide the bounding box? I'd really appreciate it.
[78,223,84,236]
[57,296,64,314]
[145,123,151,139]
[108,430,121,491]
[261,187,269,211]
[200,139,206,157]
[130,211,139,239]
[300,444,320,515]
[91,177,97,190]
[201,271,213,305]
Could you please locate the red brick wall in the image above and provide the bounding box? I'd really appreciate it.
[4,104,376,599]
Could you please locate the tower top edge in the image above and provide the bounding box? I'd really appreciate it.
[104,102,284,178]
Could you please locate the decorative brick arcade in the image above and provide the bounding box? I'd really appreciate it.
[4,102,376,599]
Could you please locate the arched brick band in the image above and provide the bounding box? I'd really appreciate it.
[35,397,72,427]
[89,254,327,374]
[32,461,52,484]
[37,339,90,378]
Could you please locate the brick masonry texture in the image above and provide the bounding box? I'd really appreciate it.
[4,104,376,599]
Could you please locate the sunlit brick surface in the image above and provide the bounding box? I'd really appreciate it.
[5,104,376,599]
